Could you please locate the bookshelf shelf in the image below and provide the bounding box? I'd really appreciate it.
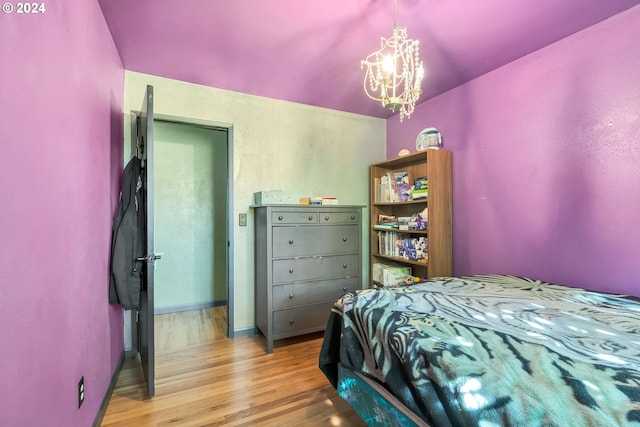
[373,253,429,267]
[372,227,428,235]
[369,150,452,286]
[372,200,426,207]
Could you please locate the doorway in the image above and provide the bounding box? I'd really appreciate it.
[152,118,231,339]
[121,107,234,399]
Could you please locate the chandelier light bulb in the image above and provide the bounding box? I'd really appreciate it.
[414,63,424,91]
[382,55,394,80]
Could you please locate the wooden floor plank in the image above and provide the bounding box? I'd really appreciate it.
[101,308,366,426]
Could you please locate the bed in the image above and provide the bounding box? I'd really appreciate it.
[319,275,640,426]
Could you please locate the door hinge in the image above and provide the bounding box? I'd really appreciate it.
[136,135,144,160]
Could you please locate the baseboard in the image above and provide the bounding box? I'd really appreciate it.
[92,350,126,427]
[231,326,256,339]
[154,299,226,315]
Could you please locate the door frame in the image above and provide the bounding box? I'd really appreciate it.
[127,112,235,340]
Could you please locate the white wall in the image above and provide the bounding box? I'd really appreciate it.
[124,71,386,332]
[154,121,228,309]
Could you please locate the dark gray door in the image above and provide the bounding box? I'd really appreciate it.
[138,85,159,397]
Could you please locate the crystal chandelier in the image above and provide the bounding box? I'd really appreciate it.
[361,0,424,122]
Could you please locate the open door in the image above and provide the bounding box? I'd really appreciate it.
[137,85,161,397]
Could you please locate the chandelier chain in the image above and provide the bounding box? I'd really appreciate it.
[393,0,397,28]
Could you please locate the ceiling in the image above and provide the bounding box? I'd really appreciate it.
[99,0,639,119]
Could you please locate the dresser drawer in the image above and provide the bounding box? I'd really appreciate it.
[272,211,318,224]
[273,254,359,284]
[272,277,359,310]
[272,225,359,257]
[319,211,360,224]
[273,303,333,335]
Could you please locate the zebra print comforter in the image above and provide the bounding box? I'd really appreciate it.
[319,275,640,426]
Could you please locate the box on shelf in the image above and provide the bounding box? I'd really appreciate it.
[254,190,298,205]
[321,197,339,205]
[373,263,412,287]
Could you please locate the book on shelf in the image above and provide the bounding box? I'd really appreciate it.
[398,216,411,230]
[414,176,428,189]
[374,224,397,230]
[377,214,397,227]
[412,189,428,200]
[411,176,428,200]
[375,175,390,202]
[376,230,428,261]
[379,210,427,231]
[391,172,410,202]
[376,171,411,202]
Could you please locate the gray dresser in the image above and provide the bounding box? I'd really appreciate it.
[253,205,363,353]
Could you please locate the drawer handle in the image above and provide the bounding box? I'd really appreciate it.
[289,239,294,244]
[325,215,330,221]
[343,287,347,292]
[289,268,294,273]
[351,215,355,220]
[278,215,283,221]
[289,293,294,299]
[308,216,313,221]
[289,318,295,325]
[342,237,347,242]
[343,264,347,268]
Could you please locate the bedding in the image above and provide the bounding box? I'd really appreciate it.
[319,275,640,426]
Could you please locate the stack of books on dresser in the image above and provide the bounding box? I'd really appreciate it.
[300,197,339,205]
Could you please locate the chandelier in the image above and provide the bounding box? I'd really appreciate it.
[361,0,424,122]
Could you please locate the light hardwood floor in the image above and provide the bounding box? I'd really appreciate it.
[101,307,366,426]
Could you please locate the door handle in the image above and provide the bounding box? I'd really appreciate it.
[136,254,163,262]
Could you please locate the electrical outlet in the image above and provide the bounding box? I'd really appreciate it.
[239,213,247,226]
[78,376,84,409]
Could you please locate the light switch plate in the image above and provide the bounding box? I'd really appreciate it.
[239,213,247,226]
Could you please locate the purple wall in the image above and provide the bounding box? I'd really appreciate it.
[387,6,640,296]
[0,1,124,426]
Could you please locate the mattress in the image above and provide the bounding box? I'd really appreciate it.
[319,275,640,426]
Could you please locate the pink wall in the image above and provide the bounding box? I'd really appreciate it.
[387,6,640,296]
[0,1,124,426]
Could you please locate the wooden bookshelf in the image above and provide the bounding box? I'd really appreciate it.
[369,150,452,286]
